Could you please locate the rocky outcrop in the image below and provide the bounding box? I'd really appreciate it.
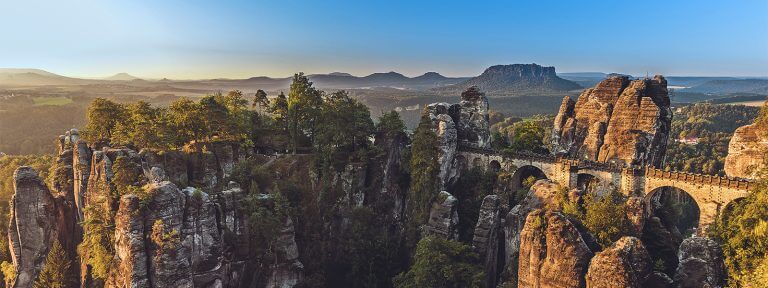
[113,194,150,288]
[265,217,304,288]
[457,86,491,149]
[424,86,492,188]
[673,236,726,288]
[518,209,594,288]
[586,236,651,288]
[725,121,768,178]
[370,128,409,224]
[551,75,671,167]
[425,103,460,189]
[423,191,459,239]
[472,195,501,288]
[641,217,680,276]
[73,140,91,221]
[625,197,646,237]
[144,182,194,287]
[7,167,59,288]
[181,187,226,286]
[504,179,563,261]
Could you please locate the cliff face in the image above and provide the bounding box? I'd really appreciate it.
[551,75,672,167]
[725,121,768,178]
[8,167,59,288]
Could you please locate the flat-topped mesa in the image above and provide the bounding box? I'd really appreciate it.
[551,75,672,167]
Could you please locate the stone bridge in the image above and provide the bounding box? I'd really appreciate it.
[457,146,753,231]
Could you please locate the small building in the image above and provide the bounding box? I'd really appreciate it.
[675,136,699,145]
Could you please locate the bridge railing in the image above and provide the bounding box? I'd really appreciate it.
[645,167,754,190]
[458,145,623,172]
[458,145,754,190]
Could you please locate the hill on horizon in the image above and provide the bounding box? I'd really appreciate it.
[436,63,582,96]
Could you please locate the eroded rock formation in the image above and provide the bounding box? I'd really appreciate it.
[424,86,491,188]
[586,236,651,288]
[472,195,501,288]
[673,236,726,288]
[725,120,768,178]
[518,209,594,288]
[8,167,59,288]
[423,191,459,239]
[551,75,671,167]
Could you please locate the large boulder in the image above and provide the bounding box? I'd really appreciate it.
[7,167,59,288]
[551,75,671,167]
[423,191,459,239]
[724,121,768,178]
[586,236,651,288]
[673,236,726,288]
[518,209,594,288]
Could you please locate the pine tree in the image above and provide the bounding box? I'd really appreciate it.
[407,114,440,228]
[34,240,72,288]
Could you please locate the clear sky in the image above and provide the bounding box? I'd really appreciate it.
[1,0,767,79]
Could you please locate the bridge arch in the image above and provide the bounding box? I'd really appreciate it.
[510,165,549,192]
[488,160,501,173]
[576,173,600,194]
[719,197,747,224]
[644,186,701,236]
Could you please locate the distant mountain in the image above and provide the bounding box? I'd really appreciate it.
[0,68,65,78]
[362,72,410,83]
[0,68,91,86]
[414,72,448,81]
[558,72,607,78]
[328,72,353,77]
[105,73,141,81]
[682,79,768,94]
[438,64,582,95]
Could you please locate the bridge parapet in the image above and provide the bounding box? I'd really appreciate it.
[458,146,558,163]
[644,168,754,191]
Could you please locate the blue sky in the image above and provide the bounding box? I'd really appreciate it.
[1,0,766,78]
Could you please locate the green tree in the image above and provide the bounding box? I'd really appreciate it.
[507,121,547,154]
[393,236,484,288]
[316,90,374,153]
[220,90,252,139]
[269,92,289,130]
[287,73,323,152]
[167,98,208,147]
[253,89,269,112]
[376,111,406,137]
[407,115,440,230]
[34,240,72,288]
[198,94,231,140]
[83,98,126,143]
[581,190,629,248]
[111,101,170,149]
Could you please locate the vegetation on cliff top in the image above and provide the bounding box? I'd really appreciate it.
[711,102,768,287]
